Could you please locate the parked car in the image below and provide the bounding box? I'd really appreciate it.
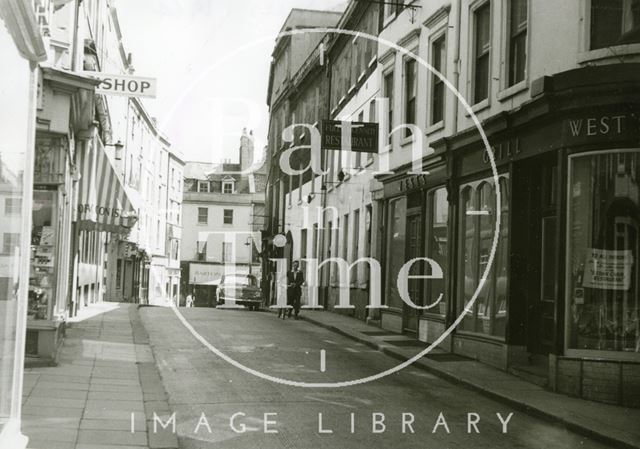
[216,274,262,310]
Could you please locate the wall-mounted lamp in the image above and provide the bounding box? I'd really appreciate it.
[320,169,346,191]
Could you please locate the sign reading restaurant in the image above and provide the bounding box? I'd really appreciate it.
[321,119,379,153]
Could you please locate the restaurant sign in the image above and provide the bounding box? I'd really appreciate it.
[321,120,379,153]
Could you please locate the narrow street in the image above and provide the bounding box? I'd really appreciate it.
[141,307,609,449]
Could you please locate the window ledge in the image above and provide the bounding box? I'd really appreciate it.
[400,134,415,147]
[426,120,444,136]
[382,13,397,29]
[497,80,528,102]
[577,43,640,65]
[465,98,490,117]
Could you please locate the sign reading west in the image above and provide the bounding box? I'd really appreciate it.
[88,73,157,98]
[321,119,379,153]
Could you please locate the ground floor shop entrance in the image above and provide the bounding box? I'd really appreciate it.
[512,154,560,357]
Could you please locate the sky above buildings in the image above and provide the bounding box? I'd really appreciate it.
[115,0,346,164]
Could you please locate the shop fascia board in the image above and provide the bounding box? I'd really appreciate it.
[40,66,100,132]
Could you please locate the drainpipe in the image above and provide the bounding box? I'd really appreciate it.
[71,0,82,72]
[452,0,462,135]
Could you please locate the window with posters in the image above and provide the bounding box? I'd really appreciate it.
[29,189,58,321]
[567,150,640,356]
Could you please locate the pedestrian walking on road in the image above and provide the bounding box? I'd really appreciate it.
[186,294,194,308]
[286,260,304,319]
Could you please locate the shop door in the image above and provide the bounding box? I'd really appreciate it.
[528,158,558,355]
[403,211,422,334]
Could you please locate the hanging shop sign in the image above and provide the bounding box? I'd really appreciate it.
[321,120,379,153]
[583,248,634,291]
[88,73,157,98]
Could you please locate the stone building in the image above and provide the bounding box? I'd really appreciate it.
[180,129,266,306]
[265,0,640,407]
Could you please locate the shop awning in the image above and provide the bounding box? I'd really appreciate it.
[76,136,138,234]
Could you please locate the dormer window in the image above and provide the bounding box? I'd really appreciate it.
[222,177,236,194]
[198,181,210,192]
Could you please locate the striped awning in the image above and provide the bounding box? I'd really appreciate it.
[76,136,138,233]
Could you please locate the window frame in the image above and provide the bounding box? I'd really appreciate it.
[197,180,210,193]
[382,68,395,141]
[197,207,208,225]
[223,208,234,225]
[402,54,418,140]
[498,0,530,100]
[422,186,449,317]
[470,0,493,106]
[455,172,510,340]
[579,0,640,63]
[564,149,640,361]
[427,24,448,131]
[222,180,235,194]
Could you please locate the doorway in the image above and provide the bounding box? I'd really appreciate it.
[403,208,422,334]
[514,154,559,356]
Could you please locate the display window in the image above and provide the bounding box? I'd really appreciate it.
[566,150,640,357]
[385,197,407,309]
[424,187,449,316]
[28,190,58,321]
[457,174,510,337]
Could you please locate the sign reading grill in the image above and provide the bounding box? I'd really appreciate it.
[321,120,379,153]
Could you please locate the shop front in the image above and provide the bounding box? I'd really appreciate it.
[26,68,99,363]
[459,64,639,406]
[76,128,139,308]
[378,156,451,347]
[377,63,640,407]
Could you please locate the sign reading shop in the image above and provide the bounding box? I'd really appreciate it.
[85,73,158,99]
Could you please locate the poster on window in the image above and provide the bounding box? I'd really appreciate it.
[582,248,634,291]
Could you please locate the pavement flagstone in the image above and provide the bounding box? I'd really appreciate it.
[21,302,179,449]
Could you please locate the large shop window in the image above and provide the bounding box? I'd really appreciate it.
[29,190,58,321]
[425,187,449,315]
[386,197,407,309]
[567,151,640,356]
[457,175,510,337]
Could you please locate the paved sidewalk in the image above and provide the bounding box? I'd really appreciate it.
[285,309,640,449]
[21,302,178,449]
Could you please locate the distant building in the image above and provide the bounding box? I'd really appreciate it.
[180,129,266,306]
